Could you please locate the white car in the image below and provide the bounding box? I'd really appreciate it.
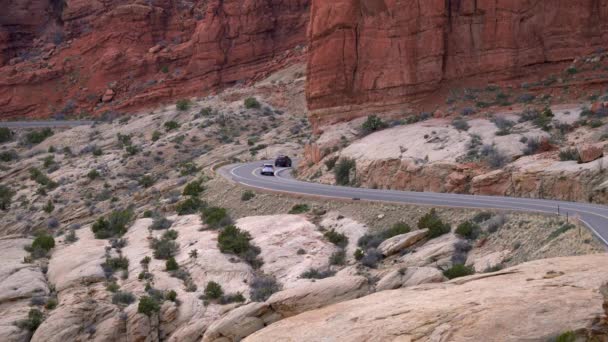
[261,164,275,176]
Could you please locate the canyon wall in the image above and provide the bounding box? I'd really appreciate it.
[0,0,309,118]
[307,0,608,126]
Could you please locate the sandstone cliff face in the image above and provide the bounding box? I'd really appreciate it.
[307,0,608,125]
[0,0,309,118]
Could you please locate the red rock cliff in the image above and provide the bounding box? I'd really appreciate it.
[0,0,309,118]
[307,0,608,126]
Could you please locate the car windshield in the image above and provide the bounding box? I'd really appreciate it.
[263,164,273,168]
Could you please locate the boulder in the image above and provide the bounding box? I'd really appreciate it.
[245,254,608,342]
[577,144,604,163]
[466,250,510,273]
[400,233,463,268]
[377,229,428,256]
[202,303,275,342]
[376,267,445,291]
[267,276,370,318]
[102,89,115,103]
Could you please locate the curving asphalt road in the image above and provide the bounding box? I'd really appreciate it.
[220,161,608,247]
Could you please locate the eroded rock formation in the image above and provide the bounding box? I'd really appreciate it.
[307,0,608,126]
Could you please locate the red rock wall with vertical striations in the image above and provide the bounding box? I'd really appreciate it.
[0,0,310,118]
[306,0,608,126]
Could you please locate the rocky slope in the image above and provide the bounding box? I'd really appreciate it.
[307,0,608,126]
[0,0,309,118]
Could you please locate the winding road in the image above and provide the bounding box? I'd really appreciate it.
[221,161,608,247]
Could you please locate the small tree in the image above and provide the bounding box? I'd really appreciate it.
[137,296,160,317]
[418,209,451,238]
[204,281,224,300]
[165,257,179,271]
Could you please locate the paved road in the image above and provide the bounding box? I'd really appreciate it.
[221,161,608,247]
[0,121,95,128]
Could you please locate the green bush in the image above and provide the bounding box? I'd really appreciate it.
[354,248,364,260]
[139,175,155,188]
[384,222,411,238]
[30,167,57,189]
[150,238,179,260]
[201,207,231,229]
[25,128,53,145]
[334,158,356,186]
[0,185,14,211]
[45,298,57,310]
[250,275,280,302]
[91,208,134,239]
[443,264,474,279]
[452,117,470,131]
[32,234,55,251]
[183,180,204,197]
[324,229,348,248]
[92,146,103,156]
[0,127,13,143]
[112,291,136,305]
[87,169,100,180]
[151,130,161,142]
[361,115,387,135]
[176,197,205,215]
[164,120,180,131]
[42,199,54,213]
[418,209,451,238]
[166,290,177,302]
[329,249,346,265]
[241,190,255,201]
[288,204,309,214]
[455,221,480,240]
[16,309,44,332]
[138,296,161,316]
[165,257,179,271]
[204,281,224,300]
[301,268,335,279]
[244,97,261,109]
[559,148,580,162]
[162,229,178,240]
[218,225,253,255]
[176,100,191,111]
[103,256,129,275]
[554,331,576,342]
[324,156,339,171]
[219,292,246,305]
[150,216,173,230]
[125,145,139,156]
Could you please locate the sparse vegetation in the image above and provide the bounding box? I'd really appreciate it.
[16,309,44,332]
[452,117,470,131]
[250,275,280,302]
[324,229,348,248]
[324,156,339,171]
[203,281,223,300]
[87,169,101,180]
[138,296,161,317]
[244,97,261,109]
[176,197,205,215]
[0,127,13,143]
[455,221,480,240]
[24,128,54,145]
[165,257,179,271]
[418,209,451,238]
[288,204,309,214]
[559,148,580,162]
[150,235,179,260]
[201,207,231,229]
[241,190,255,201]
[361,115,388,135]
[164,120,180,131]
[334,158,356,186]
[358,222,411,249]
[112,291,136,305]
[443,264,474,279]
[150,215,173,230]
[0,185,15,211]
[91,208,134,239]
[176,99,191,111]
[301,268,335,279]
[183,180,204,197]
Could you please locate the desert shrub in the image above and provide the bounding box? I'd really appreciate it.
[182,180,204,197]
[42,199,54,213]
[176,100,191,111]
[219,293,246,305]
[472,212,493,223]
[250,275,280,302]
[486,214,507,233]
[241,190,255,201]
[201,207,231,229]
[151,130,161,142]
[139,175,155,188]
[523,137,542,155]
[0,127,13,143]
[360,249,383,268]
[164,120,180,131]
[30,167,57,189]
[112,291,136,305]
[16,309,44,332]
[324,229,348,248]
[87,169,101,180]
[65,229,78,243]
[106,282,120,293]
[217,225,254,255]
[150,238,179,260]
[334,158,356,186]
[324,156,339,170]
[45,298,57,310]
[162,229,178,240]
[547,223,575,241]
[0,150,18,162]
[25,128,53,145]
[0,185,15,211]
[354,248,364,260]
[125,145,139,156]
[361,115,388,135]
[165,257,179,271]
[517,93,535,103]
[357,234,385,250]
[443,264,474,279]
[116,133,132,147]
[455,221,480,240]
[559,148,580,162]
[452,240,472,265]
[204,281,223,300]
[165,290,177,302]
[244,97,261,109]
[91,208,134,239]
[554,331,576,342]
[452,117,470,131]
[329,249,346,265]
[492,117,514,135]
[460,107,476,116]
[384,222,411,238]
[481,145,509,168]
[418,209,451,238]
[176,197,205,215]
[32,234,55,252]
[150,216,173,230]
[288,204,309,214]
[301,268,335,279]
[138,296,161,317]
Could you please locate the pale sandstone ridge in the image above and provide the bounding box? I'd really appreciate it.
[307,0,608,125]
[377,229,428,256]
[246,254,608,342]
